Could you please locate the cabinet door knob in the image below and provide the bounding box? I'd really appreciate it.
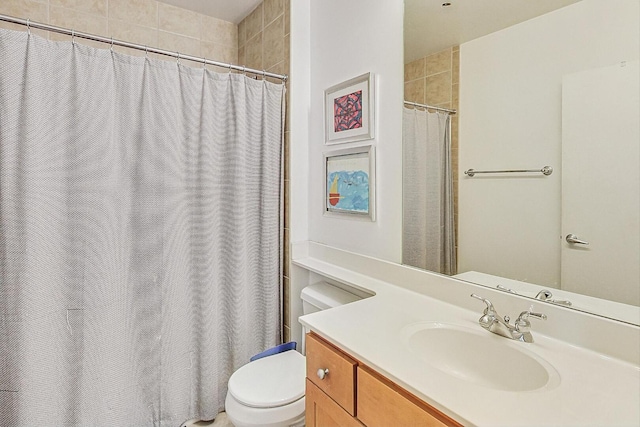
[317,368,329,380]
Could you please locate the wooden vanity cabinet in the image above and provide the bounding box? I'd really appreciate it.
[306,379,364,427]
[305,333,462,427]
[306,331,357,415]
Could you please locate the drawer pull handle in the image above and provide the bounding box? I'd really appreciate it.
[317,368,329,380]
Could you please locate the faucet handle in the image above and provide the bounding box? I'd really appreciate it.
[497,284,517,294]
[470,294,496,314]
[515,310,547,334]
[517,311,547,321]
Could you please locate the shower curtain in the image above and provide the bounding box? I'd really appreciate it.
[0,29,284,425]
[402,107,456,275]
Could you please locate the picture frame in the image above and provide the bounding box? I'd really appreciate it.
[324,145,375,221]
[324,73,375,145]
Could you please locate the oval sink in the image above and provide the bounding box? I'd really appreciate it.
[402,322,560,392]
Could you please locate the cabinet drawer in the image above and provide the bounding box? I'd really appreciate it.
[357,366,462,427]
[306,333,357,415]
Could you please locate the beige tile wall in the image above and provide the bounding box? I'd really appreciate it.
[404,47,460,249]
[238,0,291,343]
[0,0,237,67]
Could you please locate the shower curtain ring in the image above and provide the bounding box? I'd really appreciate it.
[176,52,180,65]
[26,18,31,36]
[144,45,149,58]
[242,66,246,76]
[71,30,75,46]
[110,37,114,52]
[262,70,266,80]
[202,56,206,69]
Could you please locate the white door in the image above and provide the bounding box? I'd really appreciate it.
[561,61,640,306]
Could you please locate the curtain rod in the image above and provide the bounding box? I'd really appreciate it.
[404,100,456,114]
[0,13,288,83]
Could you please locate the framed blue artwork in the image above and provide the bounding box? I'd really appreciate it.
[324,145,375,221]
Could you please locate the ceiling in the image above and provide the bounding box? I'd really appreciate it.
[156,0,262,24]
[404,0,582,62]
[159,0,583,58]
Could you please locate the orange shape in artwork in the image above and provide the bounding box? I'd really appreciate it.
[329,174,340,206]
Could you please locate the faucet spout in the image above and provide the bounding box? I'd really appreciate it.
[535,289,573,306]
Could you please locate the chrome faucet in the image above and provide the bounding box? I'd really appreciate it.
[535,290,572,306]
[471,294,546,343]
[495,285,573,307]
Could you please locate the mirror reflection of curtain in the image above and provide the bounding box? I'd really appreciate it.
[402,107,456,275]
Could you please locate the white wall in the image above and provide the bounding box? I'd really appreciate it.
[457,0,640,287]
[305,0,405,263]
[289,0,312,346]
[288,0,404,344]
[289,0,310,246]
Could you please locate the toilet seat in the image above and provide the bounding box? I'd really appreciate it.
[228,350,306,408]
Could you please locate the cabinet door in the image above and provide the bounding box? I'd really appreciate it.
[306,379,363,427]
[357,366,462,427]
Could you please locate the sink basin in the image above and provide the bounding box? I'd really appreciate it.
[402,322,560,392]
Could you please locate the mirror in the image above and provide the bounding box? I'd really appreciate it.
[403,0,640,325]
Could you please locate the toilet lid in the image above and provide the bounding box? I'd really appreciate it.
[228,350,306,409]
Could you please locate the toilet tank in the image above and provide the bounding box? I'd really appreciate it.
[301,281,361,315]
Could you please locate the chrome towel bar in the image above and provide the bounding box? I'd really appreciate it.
[464,166,553,177]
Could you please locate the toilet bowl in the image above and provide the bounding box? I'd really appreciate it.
[225,282,362,427]
[225,350,306,427]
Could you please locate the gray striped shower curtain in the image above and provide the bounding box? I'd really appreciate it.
[0,28,284,425]
[402,107,456,275]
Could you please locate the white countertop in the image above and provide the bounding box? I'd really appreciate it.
[295,253,640,426]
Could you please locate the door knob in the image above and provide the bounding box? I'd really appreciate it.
[566,234,589,245]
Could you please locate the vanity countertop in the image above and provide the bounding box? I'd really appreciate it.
[296,255,640,426]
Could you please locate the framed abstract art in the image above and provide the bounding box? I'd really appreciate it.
[324,145,375,221]
[324,73,375,144]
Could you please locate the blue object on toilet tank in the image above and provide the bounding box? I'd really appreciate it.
[250,342,297,362]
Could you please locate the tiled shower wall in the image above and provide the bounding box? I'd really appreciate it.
[404,46,460,247]
[0,0,237,67]
[237,0,292,343]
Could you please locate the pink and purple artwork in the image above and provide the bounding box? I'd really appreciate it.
[333,90,363,133]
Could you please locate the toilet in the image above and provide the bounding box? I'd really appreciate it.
[225,282,362,427]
